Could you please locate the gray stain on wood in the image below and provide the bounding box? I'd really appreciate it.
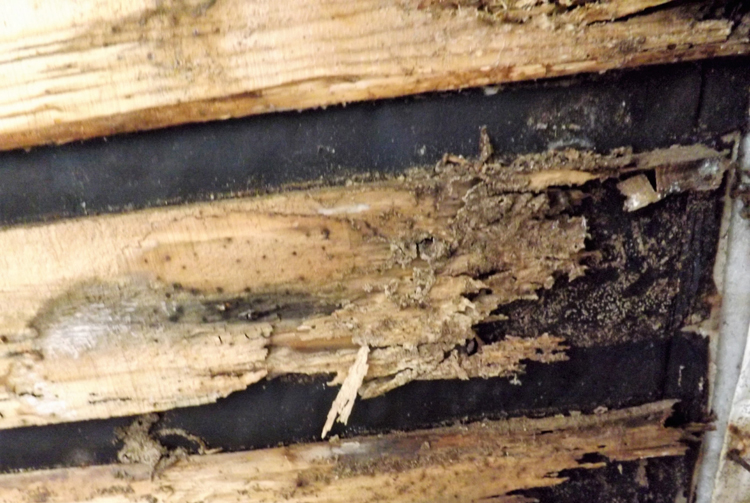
[32,280,337,359]
[0,140,730,432]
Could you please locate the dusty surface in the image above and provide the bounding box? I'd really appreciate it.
[484,181,724,348]
[513,455,694,503]
[0,141,729,430]
[0,401,691,503]
[0,0,747,151]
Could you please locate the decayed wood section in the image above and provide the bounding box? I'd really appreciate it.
[0,0,747,151]
[0,401,688,503]
[0,143,727,430]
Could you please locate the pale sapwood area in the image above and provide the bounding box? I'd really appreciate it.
[0,401,689,503]
[0,142,728,431]
[0,0,747,151]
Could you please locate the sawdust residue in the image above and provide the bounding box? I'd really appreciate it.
[418,0,679,30]
[336,137,727,401]
[331,132,601,400]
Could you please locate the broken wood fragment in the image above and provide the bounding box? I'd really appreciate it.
[321,345,370,438]
[616,144,727,211]
[0,0,747,151]
[0,144,729,430]
[0,401,689,503]
[618,174,661,211]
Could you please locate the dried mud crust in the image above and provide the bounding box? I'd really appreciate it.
[115,414,211,478]
[478,178,724,348]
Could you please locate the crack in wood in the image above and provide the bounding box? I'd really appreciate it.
[0,143,730,430]
[0,400,690,503]
[0,0,746,150]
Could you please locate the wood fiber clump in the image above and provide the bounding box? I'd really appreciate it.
[0,141,728,430]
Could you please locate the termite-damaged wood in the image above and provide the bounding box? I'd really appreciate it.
[0,401,689,503]
[0,0,747,151]
[420,0,677,25]
[0,143,729,430]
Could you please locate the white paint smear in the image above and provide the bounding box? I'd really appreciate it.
[317,204,370,216]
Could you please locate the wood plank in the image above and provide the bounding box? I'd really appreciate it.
[0,144,727,430]
[0,0,747,151]
[0,401,688,503]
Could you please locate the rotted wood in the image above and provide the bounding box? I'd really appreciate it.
[0,401,690,503]
[0,0,747,151]
[0,142,728,431]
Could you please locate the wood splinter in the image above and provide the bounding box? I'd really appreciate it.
[322,345,370,438]
[0,142,730,430]
[0,400,692,503]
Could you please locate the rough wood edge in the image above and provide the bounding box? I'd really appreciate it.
[0,0,747,151]
[0,143,728,430]
[0,401,689,503]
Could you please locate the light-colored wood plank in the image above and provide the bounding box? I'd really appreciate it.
[0,401,687,503]
[0,0,747,151]
[0,144,728,429]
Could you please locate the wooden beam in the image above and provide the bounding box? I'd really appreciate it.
[0,144,727,430]
[0,401,688,503]
[0,0,747,151]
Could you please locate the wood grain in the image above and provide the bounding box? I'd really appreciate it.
[0,0,746,151]
[0,145,728,429]
[0,401,687,503]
